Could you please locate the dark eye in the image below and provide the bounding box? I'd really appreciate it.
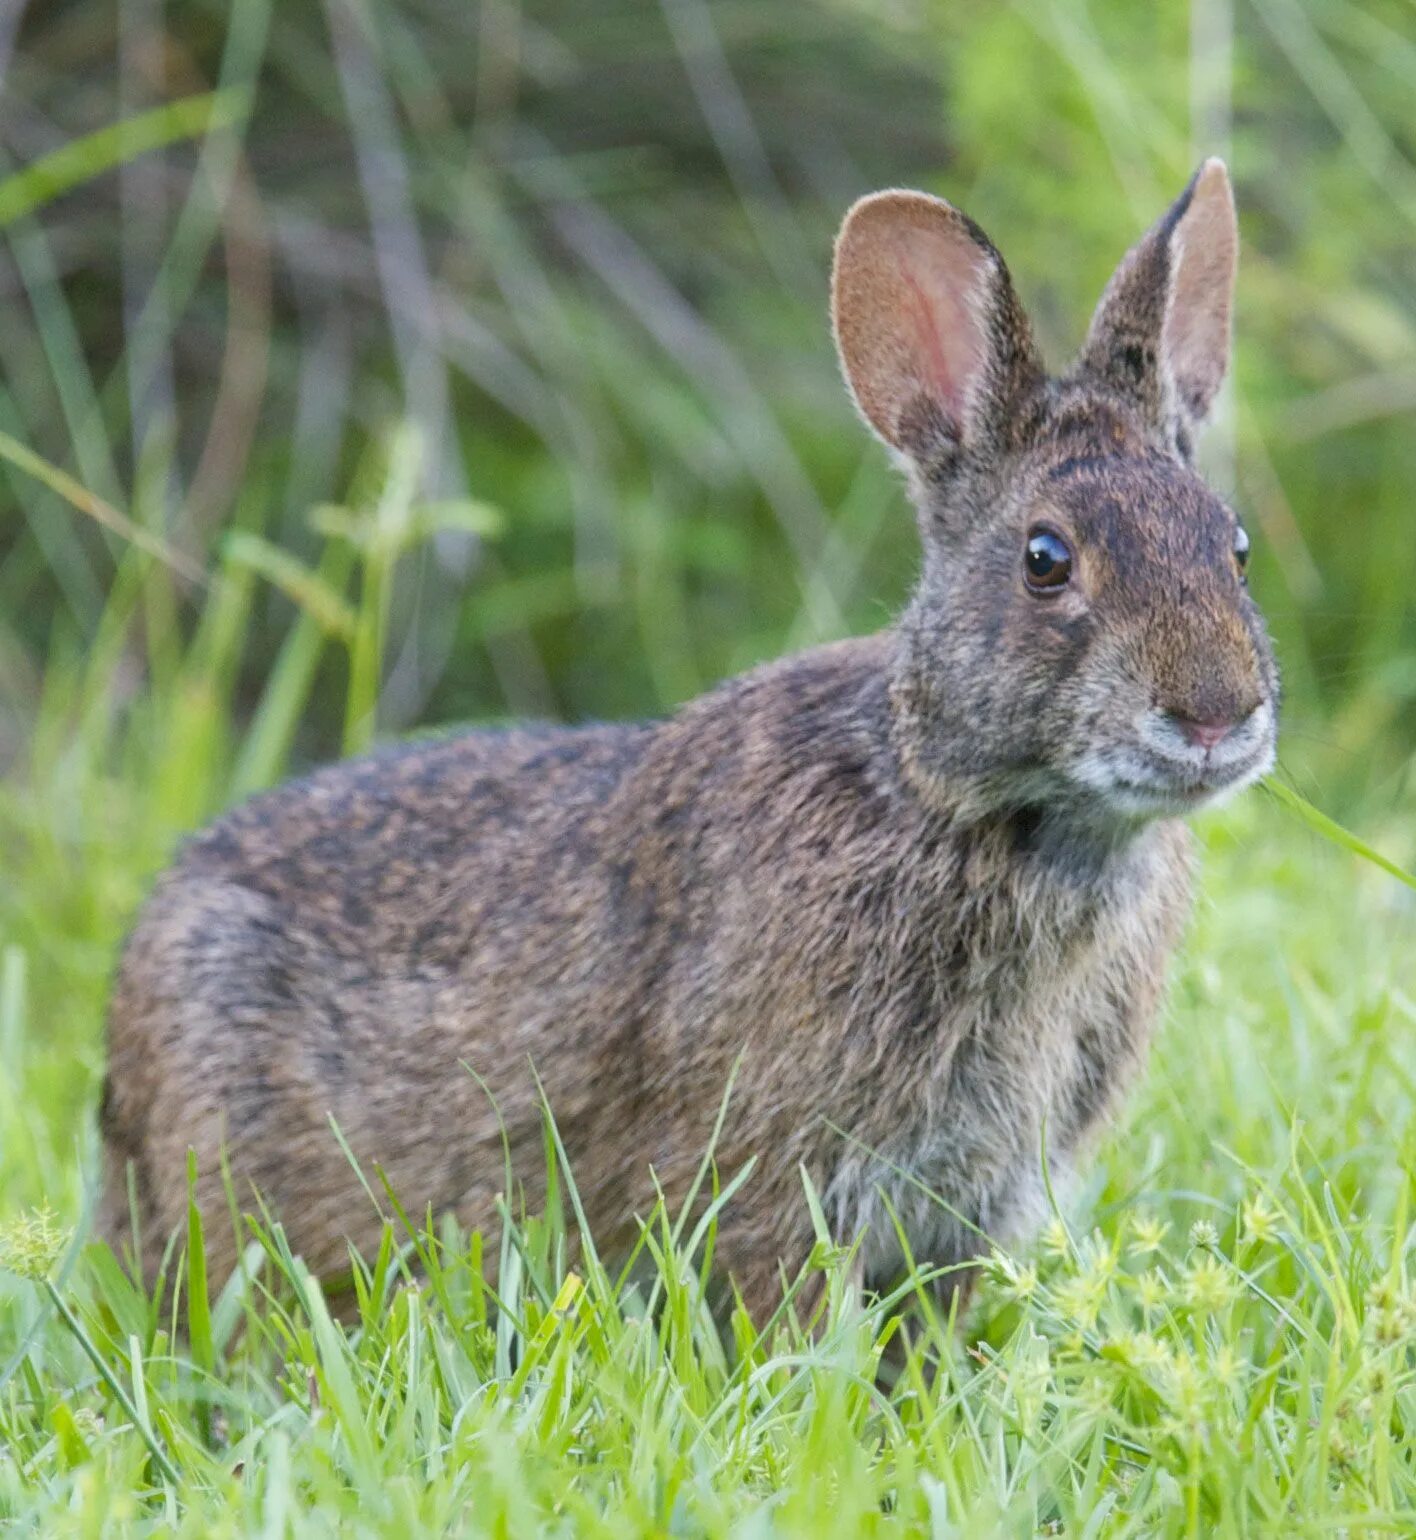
[1025,528,1073,593]
[1234,523,1250,578]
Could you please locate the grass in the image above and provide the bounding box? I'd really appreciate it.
[2,0,1416,1531]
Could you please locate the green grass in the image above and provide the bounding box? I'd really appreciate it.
[3,0,1416,1530]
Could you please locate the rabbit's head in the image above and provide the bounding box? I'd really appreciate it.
[833,160,1278,822]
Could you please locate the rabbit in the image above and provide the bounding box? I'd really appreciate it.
[99,159,1278,1323]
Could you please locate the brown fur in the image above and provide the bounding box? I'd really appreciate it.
[100,163,1278,1321]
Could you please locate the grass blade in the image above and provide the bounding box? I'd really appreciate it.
[0,91,247,228]
[1266,777,1416,892]
[0,429,208,585]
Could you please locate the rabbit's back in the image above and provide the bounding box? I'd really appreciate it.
[177,722,653,955]
[100,718,666,1280]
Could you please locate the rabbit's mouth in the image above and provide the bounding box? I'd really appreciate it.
[1069,698,1277,818]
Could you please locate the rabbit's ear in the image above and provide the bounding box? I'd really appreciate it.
[832,190,1043,469]
[1079,159,1237,439]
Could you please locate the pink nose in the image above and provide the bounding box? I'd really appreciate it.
[1169,712,1235,752]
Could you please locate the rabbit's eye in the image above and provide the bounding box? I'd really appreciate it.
[1234,524,1250,578]
[1024,528,1073,593]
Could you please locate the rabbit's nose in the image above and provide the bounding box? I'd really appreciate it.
[1166,710,1239,751]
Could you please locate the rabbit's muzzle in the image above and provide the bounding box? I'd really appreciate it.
[1067,612,1277,818]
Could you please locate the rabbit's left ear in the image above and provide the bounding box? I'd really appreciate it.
[832,190,1044,473]
[1078,158,1238,446]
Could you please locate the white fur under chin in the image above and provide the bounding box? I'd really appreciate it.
[1068,698,1277,819]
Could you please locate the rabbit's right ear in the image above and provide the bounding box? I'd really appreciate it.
[832,191,1043,471]
[1077,159,1237,444]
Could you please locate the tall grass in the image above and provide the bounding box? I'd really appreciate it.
[1,0,1415,1532]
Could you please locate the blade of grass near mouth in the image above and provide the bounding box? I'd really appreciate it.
[1266,777,1416,893]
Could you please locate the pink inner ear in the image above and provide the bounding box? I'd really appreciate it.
[833,189,1022,455]
[894,227,990,433]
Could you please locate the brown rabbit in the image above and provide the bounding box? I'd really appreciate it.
[100,161,1278,1321]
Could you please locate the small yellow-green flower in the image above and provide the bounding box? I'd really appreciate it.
[1188,1218,1220,1251]
[1160,1350,1206,1422]
[1134,1267,1171,1313]
[0,1205,68,1281]
[1077,1229,1120,1286]
[1128,1212,1170,1258]
[1364,1277,1416,1327]
[1053,1270,1107,1330]
[1240,1194,1281,1245]
[1370,1305,1404,1348]
[1363,1278,1413,1345]
[1210,1343,1244,1390]
[1328,1427,1359,1473]
[1366,1278,1399,1313]
[1128,1331,1173,1372]
[984,1247,1023,1290]
[1040,1217,1072,1259]
[1101,1327,1162,1369]
[1182,1254,1236,1313]
[1004,1260,1040,1302]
